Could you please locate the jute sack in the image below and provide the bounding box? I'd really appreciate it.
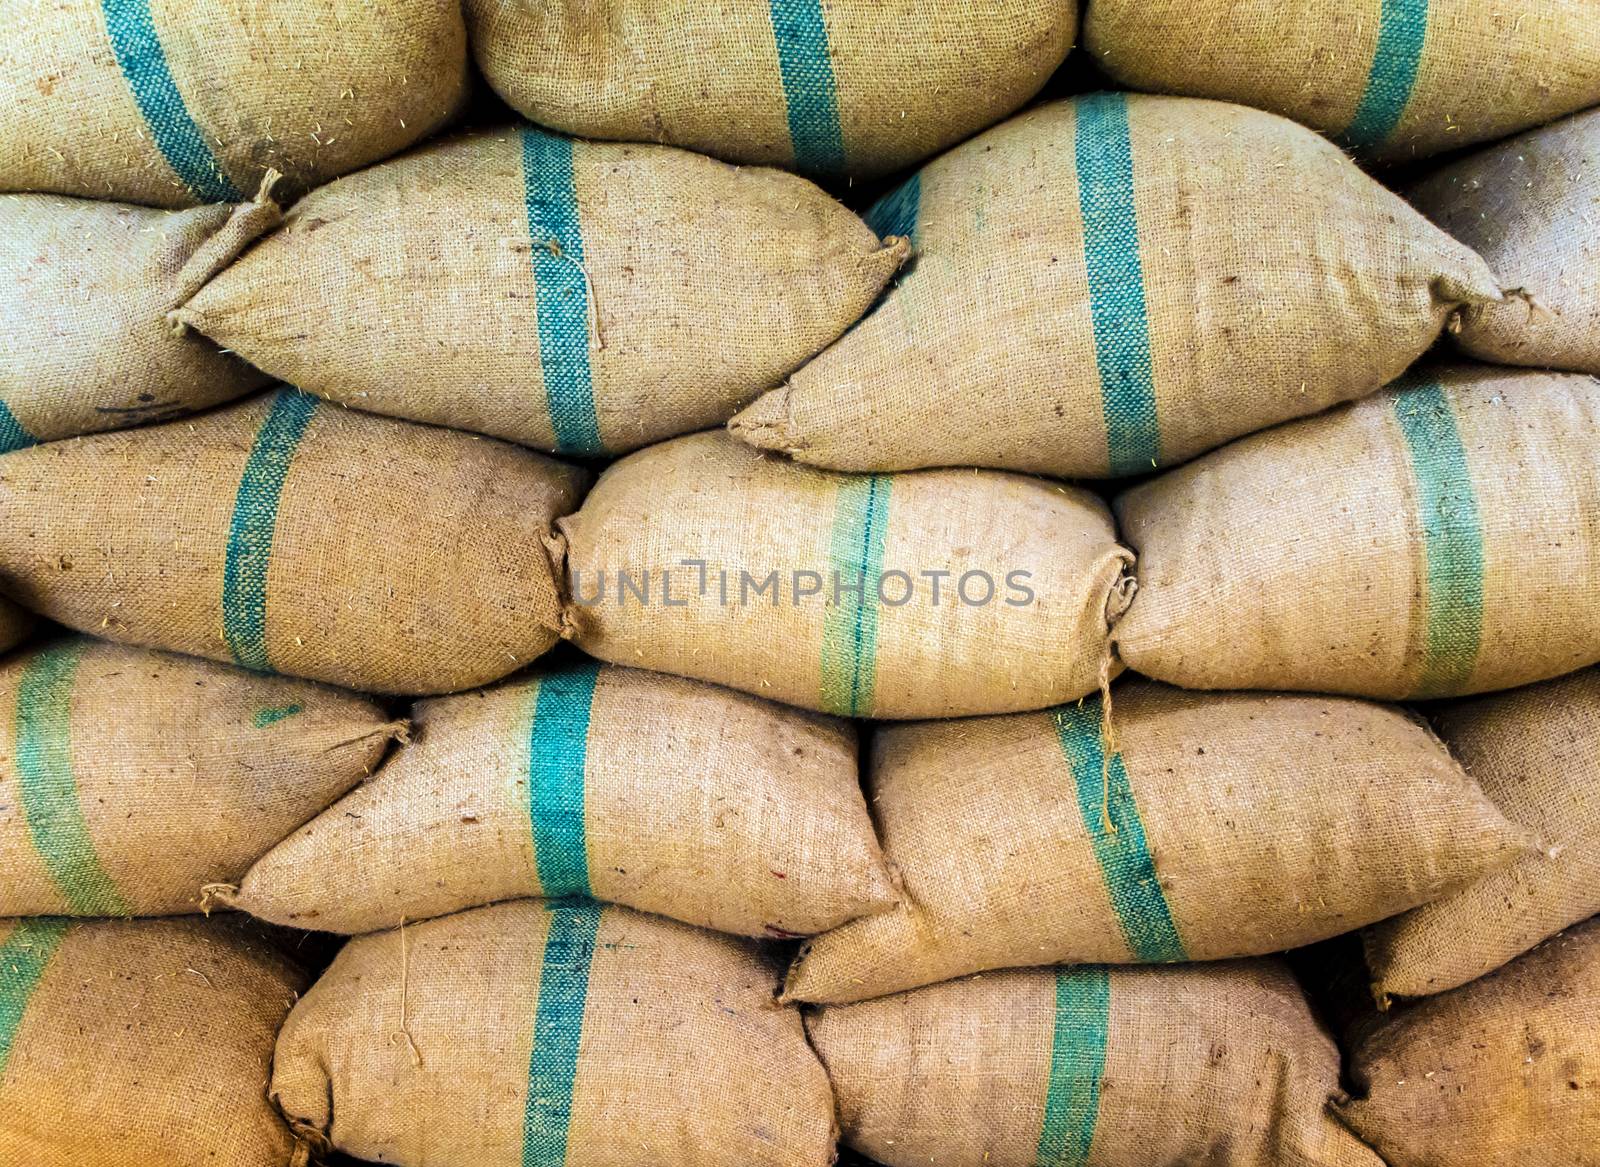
[787,681,1525,1004]
[174,129,905,457]
[0,389,586,695]
[0,0,467,208]
[807,961,1384,1167]
[1340,918,1600,1167]
[557,431,1134,720]
[728,94,1501,479]
[0,915,308,1166]
[0,636,395,917]
[0,599,31,655]
[272,899,833,1167]
[1364,668,1600,1001]
[463,1,1075,179]
[1410,107,1600,375]
[1082,0,1600,162]
[0,187,278,451]
[1116,365,1600,700]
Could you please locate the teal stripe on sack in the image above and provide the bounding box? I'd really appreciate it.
[820,474,891,717]
[100,0,240,202]
[527,662,600,899]
[522,129,604,457]
[222,390,318,674]
[1074,93,1160,477]
[522,901,602,1167]
[1036,966,1111,1167]
[0,401,36,455]
[16,642,129,916]
[767,0,848,174]
[0,919,69,1082]
[1343,0,1430,149]
[1393,379,1484,698]
[1054,700,1186,963]
[864,174,921,244]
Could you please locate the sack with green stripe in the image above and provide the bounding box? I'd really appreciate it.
[0,915,308,1166]
[0,390,586,695]
[0,0,467,208]
[272,899,834,1167]
[0,636,394,918]
[1116,365,1600,700]
[0,599,32,656]
[786,680,1524,1005]
[729,94,1501,480]
[462,0,1075,180]
[557,431,1133,720]
[173,128,905,457]
[1082,0,1600,163]
[807,960,1384,1167]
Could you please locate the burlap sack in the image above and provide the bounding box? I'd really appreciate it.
[174,129,905,457]
[788,680,1525,1004]
[558,431,1133,720]
[729,94,1501,479]
[807,960,1383,1167]
[0,389,586,695]
[1340,918,1600,1167]
[463,1,1075,179]
[0,0,467,208]
[1364,668,1600,1000]
[272,899,833,1167]
[0,915,308,1166]
[1082,0,1600,162]
[0,636,394,917]
[0,599,31,655]
[1410,106,1600,375]
[1116,365,1600,700]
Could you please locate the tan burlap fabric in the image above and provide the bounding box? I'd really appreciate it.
[175,130,905,456]
[1117,365,1600,700]
[0,0,467,207]
[0,598,32,655]
[559,431,1134,720]
[272,899,834,1167]
[0,915,308,1166]
[1341,917,1600,1166]
[463,1,1075,179]
[1083,0,1600,162]
[1365,668,1600,1000]
[0,391,587,695]
[807,960,1384,1167]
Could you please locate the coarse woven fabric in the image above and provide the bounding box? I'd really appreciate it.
[1410,106,1600,375]
[787,679,1526,1004]
[0,635,392,917]
[1116,364,1600,700]
[0,915,308,1166]
[463,0,1075,179]
[558,431,1133,720]
[1082,0,1600,163]
[0,390,586,695]
[1341,917,1600,1166]
[272,899,834,1167]
[807,960,1384,1167]
[730,94,1500,479]
[0,600,32,656]
[175,128,906,457]
[0,0,467,208]
[234,660,895,937]
[0,188,277,451]
[1364,668,1600,1000]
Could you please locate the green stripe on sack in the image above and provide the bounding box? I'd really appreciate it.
[820,474,891,717]
[864,174,920,245]
[1035,966,1111,1167]
[0,919,69,1083]
[99,0,241,202]
[221,389,318,674]
[1393,380,1484,698]
[526,662,600,899]
[15,642,129,916]
[0,401,37,455]
[766,0,848,174]
[1054,701,1186,964]
[1343,0,1429,149]
[522,901,602,1167]
[1074,93,1160,477]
